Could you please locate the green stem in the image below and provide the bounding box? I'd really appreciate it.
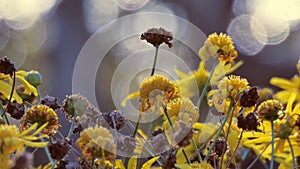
[191,138,203,162]
[270,121,275,169]
[287,137,295,169]
[0,100,9,124]
[196,61,218,108]
[8,70,16,103]
[41,138,53,163]
[67,111,77,138]
[204,98,233,161]
[150,46,159,76]
[226,130,244,168]
[37,87,42,101]
[132,114,141,137]
[182,149,191,164]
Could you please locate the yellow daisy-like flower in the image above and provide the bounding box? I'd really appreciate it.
[162,97,199,129]
[217,75,250,100]
[176,162,214,169]
[76,126,116,161]
[270,75,300,104]
[139,74,180,112]
[257,99,283,121]
[199,32,238,65]
[0,123,49,168]
[0,70,38,103]
[20,105,59,136]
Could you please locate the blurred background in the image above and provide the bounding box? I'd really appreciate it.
[1,0,300,165]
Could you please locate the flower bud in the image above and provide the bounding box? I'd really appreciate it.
[25,70,42,87]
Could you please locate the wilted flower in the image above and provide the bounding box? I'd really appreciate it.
[20,105,59,136]
[237,112,260,131]
[48,139,71,161]
[41,95,60,110]
[61,94,90,121]
[6,101,24,119]
[102,110,126,130]
[0,56,15,77]
[257,99,283,121]
[207,138,228,157]
[239,86,259,107]
[141,27,173,48]
[10,152,33,169]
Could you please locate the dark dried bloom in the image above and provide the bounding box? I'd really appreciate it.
[245,113,260,131]
[10,152,33,169]
[208,139,228,157]
[239,86,259,107]
[141,28,173,48]
[295,116,300,128]
[48,139,71,161]
[41,95,60,110]
[0,56,15,77]
[237,113,260,131]
[6,100,25,120]
[55,160,68,169]
[173,122,193,148]
[73,123,83,134]
[102,110,126,130]
[164,148,177,169]
[152,128,164,136]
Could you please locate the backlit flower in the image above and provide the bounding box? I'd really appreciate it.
[199,33,238,65]
[257,99,283,121]
[76,126,116,161]
[139,74,180,112]
[20,105,59,136]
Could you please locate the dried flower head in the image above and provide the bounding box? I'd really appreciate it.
[48,139,71,161]
[61,94,90,121]
[16,85,36,103]
[218,75,250,101]
[102,110,126,130]
[199,33,238,65]
[20,105,59,135]
[76,126,116,161]
[41,95,60,110]
[237,112,260,131]
[239,86,259,107]
[139,75,180,112]
[164,148,177,169]
[208,138,228,157]
[141,28,173,48]
[6,100,25,120]
[0,56,15,77]
[257,99,283,121]
[55,160,68,169]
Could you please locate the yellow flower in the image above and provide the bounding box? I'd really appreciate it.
[121,61,243,107]
[76,126,116,161]
[257,99,283,121]
[270,75,300,104]
[176,162,214,169]
[139,74,180,112]
[20,105,59,136]
[0,70,38,103]
[162,97,199,129]
[0,123,49,168]
[199,32,238,65]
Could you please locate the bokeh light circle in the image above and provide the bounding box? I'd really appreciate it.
[116,0,149,11]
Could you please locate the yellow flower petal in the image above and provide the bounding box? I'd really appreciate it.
[0,81,22,103]
[115,159,126,169]
[141,156,160,169]
[270,77,297,90]
[128,156,138,169]
[121,91,140,107]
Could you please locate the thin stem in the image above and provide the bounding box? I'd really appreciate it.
[196,61,218,108]
[8,70,16,103]
[37,87,42,101]
[150,46,159,76]
[220,107,235,169]
[132,114,141,137]
[270,121,275,169]
[226,130,244,168]
[182,149,191,164]
[67,111,77,138]
[287,137,295,169]
[204,98,233,161]
[41,138,53,163]
[191,138,203,162]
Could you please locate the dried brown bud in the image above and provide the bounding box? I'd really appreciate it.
[41,95,60,110]
[164,148,177,169]
[141,28,173,48]
[208,139,228,157]
[6,101,25,120]
[48,139,71,161]
[55,160,68,169]
[237,113,260,131]
[0,56,15,77]
[102,110,126,130]
[10,152,33,169]
[239,86,259,107]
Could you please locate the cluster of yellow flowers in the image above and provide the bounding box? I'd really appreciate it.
[1,29,300,169]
